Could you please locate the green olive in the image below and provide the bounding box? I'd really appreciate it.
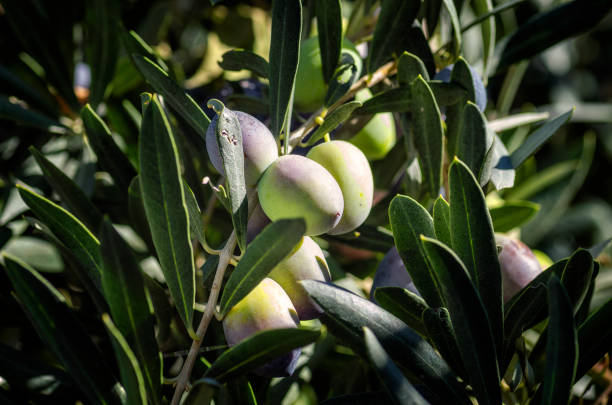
[349,89,397,160]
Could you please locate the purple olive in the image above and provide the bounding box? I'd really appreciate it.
[257,155,344,236]
[268,236,331,320]
[496,234,542,303]
[206,110,278,187]
[222,278,300,377]
[370,246,419,302]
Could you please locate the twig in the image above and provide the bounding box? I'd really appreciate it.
[170,230,237,405]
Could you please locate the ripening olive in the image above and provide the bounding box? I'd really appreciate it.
[268,236,331,320]
[370,246,419,302]
[307,140,373,235]
[222,278,300,377]
[257,155,344,236]
[294,36,362,112]
[496,234,542,303]
[349,89,397,160]
[206,110,278,187]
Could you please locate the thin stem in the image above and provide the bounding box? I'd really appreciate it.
[170,230,237,405]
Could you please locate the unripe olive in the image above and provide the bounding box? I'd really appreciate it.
[349,89,396,160]
[370,246,419,302]
[268,236,331,320]
[496,234,542,303]
[257,155,344,236]
[205,110,278,187]
[222,278,300,377]
[307,140,373,235]
[294,36,362,112]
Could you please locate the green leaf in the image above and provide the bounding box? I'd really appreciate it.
[2,254,119,404]
[323,224,394,253]
[367,0,421,72]
[441,0,462,61]
[488,112,549,133]
[307,101,362,146]
[363,327,428,405]
[538,275,577,405]
[449,158,503,357]
[29,146,103,231]
[218,49,269,78]
[397,52,429,85]
[99,219,162,404]
[576,297,612,379]
[102,314,147,405]
[373,287,428,336]
[484,133,516,190]
[139,95,195,335]
[0,96,67,134]
[226,377,258,405]
[497,0,612,70]
[472,0,495,76]
[389,195,442,308]
[120,29,169,73]
[219,219,306,317]
[420,237,501,405]
[17,185,103,290]
[269,0,302,138]
[457,101,491,181]
[422,307,466,379]
[182,181,206,250]
[445,58,477,156]
[411,76,444,199]
[205,328,320,381]
[325,52,361,107]
[0,64,57,116]
[559,249,594,314]
[2,236,63,273]
[85,0,119,107]
[489,201,540,232]
[433,196,452,247]
[510,109,573,168]
[301,280,471,405]
[132,55,210,138]
[208,100,248,251]
[315,0,342,83]
[81,104,137,196]
[127,177,155,253]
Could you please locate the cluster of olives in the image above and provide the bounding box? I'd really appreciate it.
[371,234,542,304]
[206,109,374,376]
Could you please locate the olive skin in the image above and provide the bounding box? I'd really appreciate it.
[370,246,419,302]
[246,203,271,244]
[294,36,362,112]
[307,140,373,235]
[206,110,278,187]
[349,89,396,160]
[496,234,542,303]
[268,236,331,320]
[257,155,344,236]
[222,278,300,377]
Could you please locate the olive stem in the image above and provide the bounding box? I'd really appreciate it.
[170,230,237,405]
[287,60,397,150]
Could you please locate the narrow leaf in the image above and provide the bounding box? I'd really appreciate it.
[269,0,302,138]
[397,52,429,85]
[132,55,210,137]
[139,95,195,334]
[102,314,147,405]
[307,101,362,146]
[422,307,466,379]
[457,102,491,179]
[120,28,169,73]
[444,58,477,156]
[472,0,495,76]
[449,158,503,358]
[433,196,451,247]
[374,287,428,336]
[441,0,462,61]
[488,112,549,133]
[510,109,573,168]
[3,254,119,404]
[325,52,361,106]
[218,49,269,78]
[411,76,444,199]
[363,327,428,405]
[367,0,421,72]
[576,297,612,379]
[81,104,137,196]
[315,0,342,82]
[420,237,501,405]
[29,146,103,231]
[389,195,442,308]
[219,219,306,317]
[0,96,67,134]
[539,275,577,405]
[205,328,320,381]
[17,185,102,289]
[301,280,471,405]
[99,219,162,403]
